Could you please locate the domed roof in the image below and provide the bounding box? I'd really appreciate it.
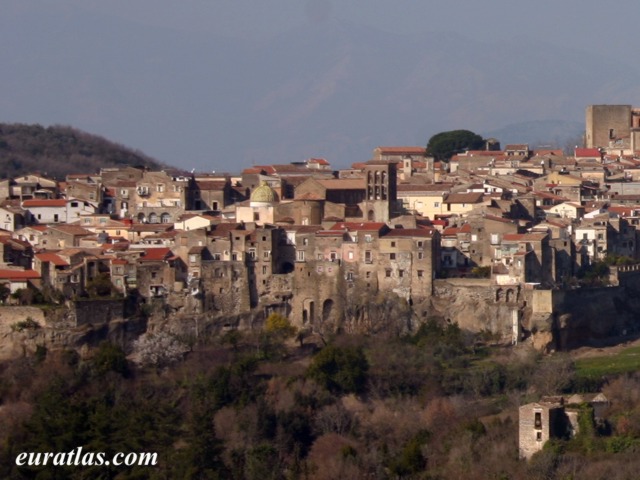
[250,181,277,203]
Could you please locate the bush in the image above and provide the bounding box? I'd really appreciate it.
[307,345,369,395]
[10,317,40,332]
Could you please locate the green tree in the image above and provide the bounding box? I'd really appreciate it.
[427,129,485,161]
[307,345,369,394]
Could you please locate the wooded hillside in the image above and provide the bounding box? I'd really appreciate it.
[0,123,164,180]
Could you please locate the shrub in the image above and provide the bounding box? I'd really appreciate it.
[10,317,40,332]
[307,345,369,395]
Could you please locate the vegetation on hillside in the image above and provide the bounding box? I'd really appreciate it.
[0,123,164,180]
[2,321,640,479]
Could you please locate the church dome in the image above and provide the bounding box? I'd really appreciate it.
[250,181,277,203]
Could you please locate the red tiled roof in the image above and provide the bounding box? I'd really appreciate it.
[308,158,330,165]
[575,148,602,158]
[35,252,69,267]
[0,269,41,280]
[22,199,67,208]
[139,247,172,262]
[376,146,426,155]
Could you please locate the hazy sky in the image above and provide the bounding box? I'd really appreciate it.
[42,0,636,58]
[2,0,638,171]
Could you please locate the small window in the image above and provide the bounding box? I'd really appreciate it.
[385,269,391,278]
[70,202,78,207]
[418,252,424,260]
[391,241,396,247]
[417,270,424,277]
[390,253,396,260]
[399,269,404,277]
[417,241,423,248]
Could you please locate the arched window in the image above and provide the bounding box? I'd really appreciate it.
[148,212,158,224]
[160,213,171,223]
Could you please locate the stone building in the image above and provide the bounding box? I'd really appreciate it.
[519,397,567,459]
[519,394,609,460]
[585,104,640,154]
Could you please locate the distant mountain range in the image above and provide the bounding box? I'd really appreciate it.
[1,8,639,171]
[482,120,585,153]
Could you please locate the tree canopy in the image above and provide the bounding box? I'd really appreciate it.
[427,129,486,161]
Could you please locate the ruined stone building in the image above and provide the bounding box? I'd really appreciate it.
[519,394,609,460]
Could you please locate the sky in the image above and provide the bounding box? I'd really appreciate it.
[2,0,638,172]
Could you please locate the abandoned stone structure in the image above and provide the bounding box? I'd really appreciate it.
[519,393,609,460]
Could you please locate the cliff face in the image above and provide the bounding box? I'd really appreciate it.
[430,279,526,343]
[0,302,146,361]
[4,274,640,362]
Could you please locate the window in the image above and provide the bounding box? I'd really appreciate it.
[434,202,440,208]
[189,254,197,263]
[262,266,267,274]
[303,238,308,246]
[399,269,404,277]
[84,218,91,224]
[534,412,542,429]
[417,241,423,248]
[317,254,323,260]
[330,251,337,261]
[365,234,372,243]
[70,202,78,207]
[156,184,165,192]
[536,432,542,441]
[418,252,424,260]
[346,271,353,281]
[417,270,424,277]
[263,250,271,259]
[248,249,257,259]
[391,241,396,247]
[390,253,396,260]
[385,269,391,277]
[254,212,260,221]
[365,251,372,263]
[366,271,371,279]
[297,250,305,261]
[53,214,59,222]
[348,251,354,260]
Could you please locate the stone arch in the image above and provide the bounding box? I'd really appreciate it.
[506,288,515,303]
[302,298,315,325]
[160,212,171,223]
[148,212,158,224]
[496,288,504,302]
[322,298,334,322]
[137,212,146,223]
[368,210,375,221]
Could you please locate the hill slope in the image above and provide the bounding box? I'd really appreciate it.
[0,123,164,180]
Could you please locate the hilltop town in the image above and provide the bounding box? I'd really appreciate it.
[2,105,640,357]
